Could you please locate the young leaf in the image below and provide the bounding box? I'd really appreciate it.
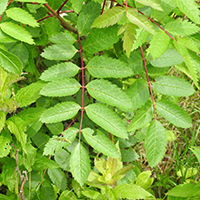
[40,78,81,97]
[0,47,23,75]
[6,116,27,153]
[172,0,200,24]
[114,184,154,199]
[86,79,133,112]
[40,101,81,123]
[147,29,171,59]
[47,168,67,191]
[152,75,195,97]
[126,79,149,110]
[92,6,125,28]
[149,48,184,67]
[70,143,91,186]
[144,120,167,167]
[77,1,101,36]
[83,25,119,54]
[135,0,163,11]
[41,44,77,60]
[122,23,138,57]
[85,103,128,139]
[0,22,35,44]
[128,101,153,132]
[39,62,80,81]
[156,100,192,128]
[126,7,155,35]
[6,7,39,27]
[16,81,46,107]
[49,31,76,44]
[86,55,133,78]
[165,20,200,36]
[82,128,120,158]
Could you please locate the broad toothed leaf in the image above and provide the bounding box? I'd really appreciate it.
[156,100,192,128]
[86,55,133,78]
[92,6,125,28]
[86,79,133,112]
[70,143,90,186]
[40,78,81,97]
[144,120,167,167]
[152,75,195,97]
[85,103,128,139]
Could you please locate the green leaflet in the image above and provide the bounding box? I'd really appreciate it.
[6,7,39,27]
[122,23,138,57]
[132,28,150,51]
[149,48,184,67]
[40,78,81,97]
[156,100,192,128]
[41,44,77,60]
[128,101,153,132]
[39,181,56,200]
[46,122,64,135]
[190,146,200,164]
[86,79,133,112]
[39,62,80,81]
[70,143,91,186]
[134,0,163,11]
[49,31,76,44]
[165,20,200,36]
[55,149,70,171]
[83,25,119,54]
[45,17,61,37]
[82,128,120,158]
[0,131,12,158]
[92,6,125,28]
[144,120,167,167]
[0,0,8,15]
[40,101,81,123]
[126,7,155,35]
[152,75,195,97]
[6,116,27,153]
[46,0,62,10]
[86,55,133,78]
[43,127,78,155]
[16,81,46,107]
[0,29,17,43]
[0,47,23,75]
[126,79,149,111]
[114,184,154,199]
[172,0,200,24]
[77,1,101,36]
[85,103,128,139]
[0,111,5,132]
[0,22,35,45]
[47,168,67,191]
[147,29,171,59]
[71,0,84,13]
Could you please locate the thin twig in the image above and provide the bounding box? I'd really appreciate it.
[140,47,156,120]
[101,0,107,15]
[57,0,68,14]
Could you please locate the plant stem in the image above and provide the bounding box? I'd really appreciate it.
[140,46,156,120]
[43,3,77,34]
[77,34,85,143]
[101,0,107,15]
[57,0,68,14]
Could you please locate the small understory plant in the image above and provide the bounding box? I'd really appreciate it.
[0,0,199,199]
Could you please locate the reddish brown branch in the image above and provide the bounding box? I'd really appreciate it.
[101,0,107,15]
[140,47,156,120]
[57,0,68,14]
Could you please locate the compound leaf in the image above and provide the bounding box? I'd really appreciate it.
[86,55,133,78]
[40,102,81,123]
[92,6,125,28]
[144,120,167,167]
[85,103,128,139]
[82,128,120,158]
[0,22,34,44]
[86,79,133,112]
[70,143,90,186]
[156,100,192,128]
[152,75,195,96]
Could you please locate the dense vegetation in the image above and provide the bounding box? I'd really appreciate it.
[0,0,200,199]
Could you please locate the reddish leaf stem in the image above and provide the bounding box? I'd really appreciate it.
[101,0,107,15]
[57,0,68,14]
[140,46,156,120]
[77,34,85,143]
